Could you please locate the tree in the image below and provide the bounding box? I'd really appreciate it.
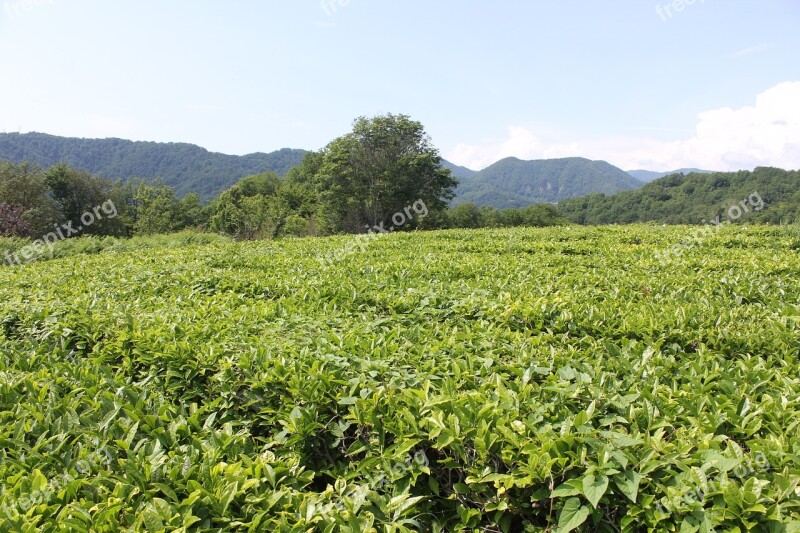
[0,161,60,237]
[44,164,106,231]
[316,114,457,233]
[43,163,130,236]
[208,172,285,239]
[236,172,282,198]
[447,202,482,228]
[519,204,566,227]
[132,181,181,235]
[176,193,207,229]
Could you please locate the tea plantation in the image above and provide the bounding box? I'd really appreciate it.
[1,225,799,531]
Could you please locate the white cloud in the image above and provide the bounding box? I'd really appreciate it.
[447,81,800,172]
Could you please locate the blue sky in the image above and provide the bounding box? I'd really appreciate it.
[0,0,798,171]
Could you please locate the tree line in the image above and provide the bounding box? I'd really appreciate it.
[3,114,796,242]
[557,166,800,225]
[0,114,567,241]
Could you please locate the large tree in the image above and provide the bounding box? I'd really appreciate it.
[316,114,457,233]
[44,163,129,236]
[208,171,292,239]
[0,161,61,237]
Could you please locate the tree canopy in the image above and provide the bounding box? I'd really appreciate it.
[315,114,457,233]
[557,167,800,225]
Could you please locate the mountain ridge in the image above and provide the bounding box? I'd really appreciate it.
[454,156,644,208]
[0,132,307,199]
[2,132,658,207]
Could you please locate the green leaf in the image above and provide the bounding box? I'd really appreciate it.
[551,480,582,498]
[453,483,470,494]
[30,470,48,492]
[613,470,642,503]
[337,396,358,405]
[154,483,179,503]
[428,477,440,496]
[582,474,609,509]
[557,497,591,532]
[390,495,425,520]
[723,483,743,511]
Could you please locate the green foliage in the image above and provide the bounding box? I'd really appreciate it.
[207,171,307,240]
[558,167,800,225]
[131,180,183,235]
[0,161,61,237]
[176,193,206,229]
[1,160,215,243]
[447,202,483,228]
[441,160,477,182]
[0,235,29,261]
[455,157,643,209]
[446,202,569,229]
[44,164,107,231]
[282,214,310,237]
[0,230,230,265]
[1,225,799,530]
[316,114,457,233]
[0,132,307,200]
[628,168,714,183]
[1,161,132,238]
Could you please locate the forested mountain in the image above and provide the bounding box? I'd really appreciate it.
[453,157,644,208]
[0,132,307,199]
[627,168,715,182]
[441,160,477,181]
[558,167,800,224]
[0,132,482,203]
[9,132,787,223]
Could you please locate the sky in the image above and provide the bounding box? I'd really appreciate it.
[0,0,798,172]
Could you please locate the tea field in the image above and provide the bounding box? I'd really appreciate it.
[1,225,799,531]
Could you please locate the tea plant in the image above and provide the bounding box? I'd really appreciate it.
[1,225,799,531]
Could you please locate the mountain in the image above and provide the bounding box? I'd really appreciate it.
[453,157,644,209]
[627,168,715,182]
[0,132,308,200]
[558,167,800,225]
[441,160,477,181]
[0,132,479,202]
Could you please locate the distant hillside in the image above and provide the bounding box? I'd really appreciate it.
[453,157,643,208]
[0,132,307,199]
[628,168,715,182]
[441,160,477,181]
[558,167,800,225]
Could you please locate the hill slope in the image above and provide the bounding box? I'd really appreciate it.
[627,168,715,182]
[0,132,477,202]
[453,156,644,208]
[0,132,308,199]
[558,167,800,224]
[441,160,477,181]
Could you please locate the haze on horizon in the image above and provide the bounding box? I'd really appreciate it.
[0,0,798,173]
